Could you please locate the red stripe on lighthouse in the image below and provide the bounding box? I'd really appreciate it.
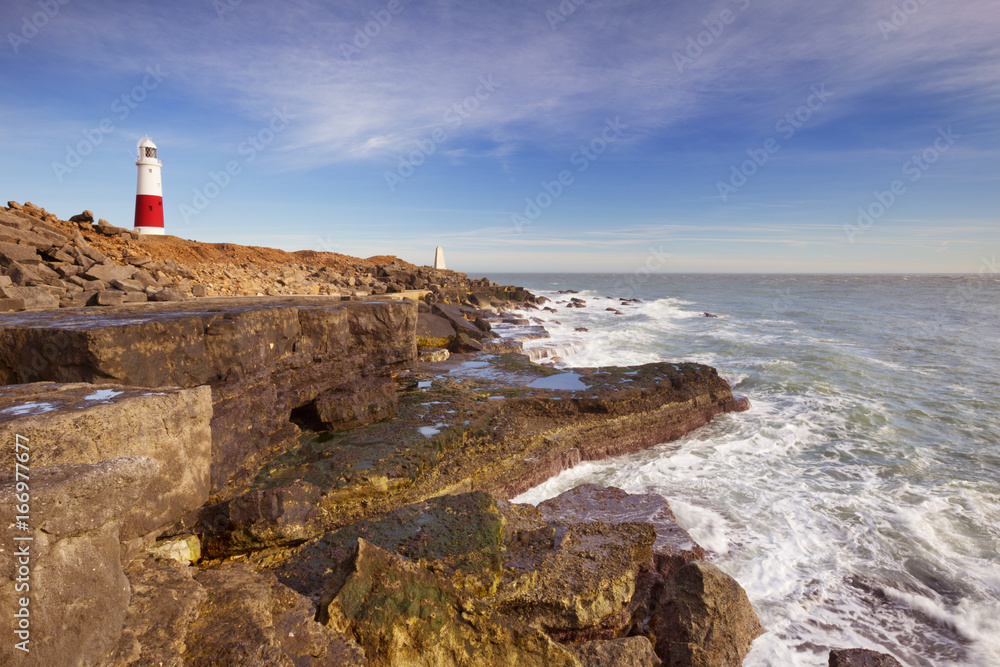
[134,194,164,230]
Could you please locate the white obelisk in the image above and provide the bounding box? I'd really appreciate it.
[433,245,446,270]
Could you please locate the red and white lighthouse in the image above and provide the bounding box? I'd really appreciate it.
[133,136,164,235]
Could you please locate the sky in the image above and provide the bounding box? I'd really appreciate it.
[1,0,998,274]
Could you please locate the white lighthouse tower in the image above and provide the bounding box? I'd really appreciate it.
[133,136,164,235]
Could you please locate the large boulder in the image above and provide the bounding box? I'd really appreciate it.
[321,538,582,667]
[495,500,656,639]
[828,648,904,666]
[416,311,457,347]
[538,484,705,578]
[0,456,158,666]
[432,302,490,341]
[0,382,213,544]
[651,560,764,666]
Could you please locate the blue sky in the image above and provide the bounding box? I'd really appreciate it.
[2,0,998,273]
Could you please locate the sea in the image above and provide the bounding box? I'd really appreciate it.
[487,273,1000,667]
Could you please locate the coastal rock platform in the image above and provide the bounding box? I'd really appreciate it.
[0,296,416,498]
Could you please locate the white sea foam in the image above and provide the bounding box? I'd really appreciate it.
[501,274,1000,666]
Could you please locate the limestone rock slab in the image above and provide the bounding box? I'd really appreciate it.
[0,296,416,496]
[0,382,212,541]
[0,456,158,667]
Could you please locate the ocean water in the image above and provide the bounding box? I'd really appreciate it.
[488,273,1000,667]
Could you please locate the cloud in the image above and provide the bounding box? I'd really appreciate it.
[6,0,1000,169]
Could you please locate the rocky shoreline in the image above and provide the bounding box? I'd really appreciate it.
[0,204,901,666]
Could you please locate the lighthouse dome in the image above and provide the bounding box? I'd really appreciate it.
[136,136,160,164]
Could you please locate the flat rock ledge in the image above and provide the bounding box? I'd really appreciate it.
[0,296,416,498]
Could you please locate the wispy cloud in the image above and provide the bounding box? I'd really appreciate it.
[9,0,998,169]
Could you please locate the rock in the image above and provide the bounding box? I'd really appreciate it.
[124,254,153,266]
[111,558,365,666]
[567,637,662,667]
[651,560,764,667]
[122,291,148,303]
[469,292,493,308]
[68,210,95,223]
[0,456,158,666]
[108,556,208,666]
[495,500,656,638]
[95,219,131,236]
[538,484,705,578]
[703,312,718,318]
[83,262,134,284]
[0,285,59,309]
[191,283,208,297]
[828,648,904,666]
[419,347,450,362]
[0,240,41,265]
[109,278,144,292]
[0,383,213,542]
[95,289,125,306]
[433,302,489,341]
[417,311,458,347]
[147,534,202,565]
[0,297,25,312]
[0,298,416,497]
[196,480,325,558]
[149,287,187,301]
[321,538,581,667]
[0,275,10,287]
[276,491,506,598]
[312,376,398,430]
[0,224,55,250]
[451,330,484,352]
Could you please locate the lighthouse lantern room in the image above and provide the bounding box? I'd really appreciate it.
[134,136,164,235]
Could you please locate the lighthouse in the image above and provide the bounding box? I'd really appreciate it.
[134,136,164,235]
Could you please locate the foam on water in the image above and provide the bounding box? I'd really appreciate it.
[500,273,1000,667]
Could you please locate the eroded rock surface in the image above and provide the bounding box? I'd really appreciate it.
[111,557,364,666]
[322,538,582,667]
[0,382,212,544]
[0,457,157,667]
[651,560,764,667]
